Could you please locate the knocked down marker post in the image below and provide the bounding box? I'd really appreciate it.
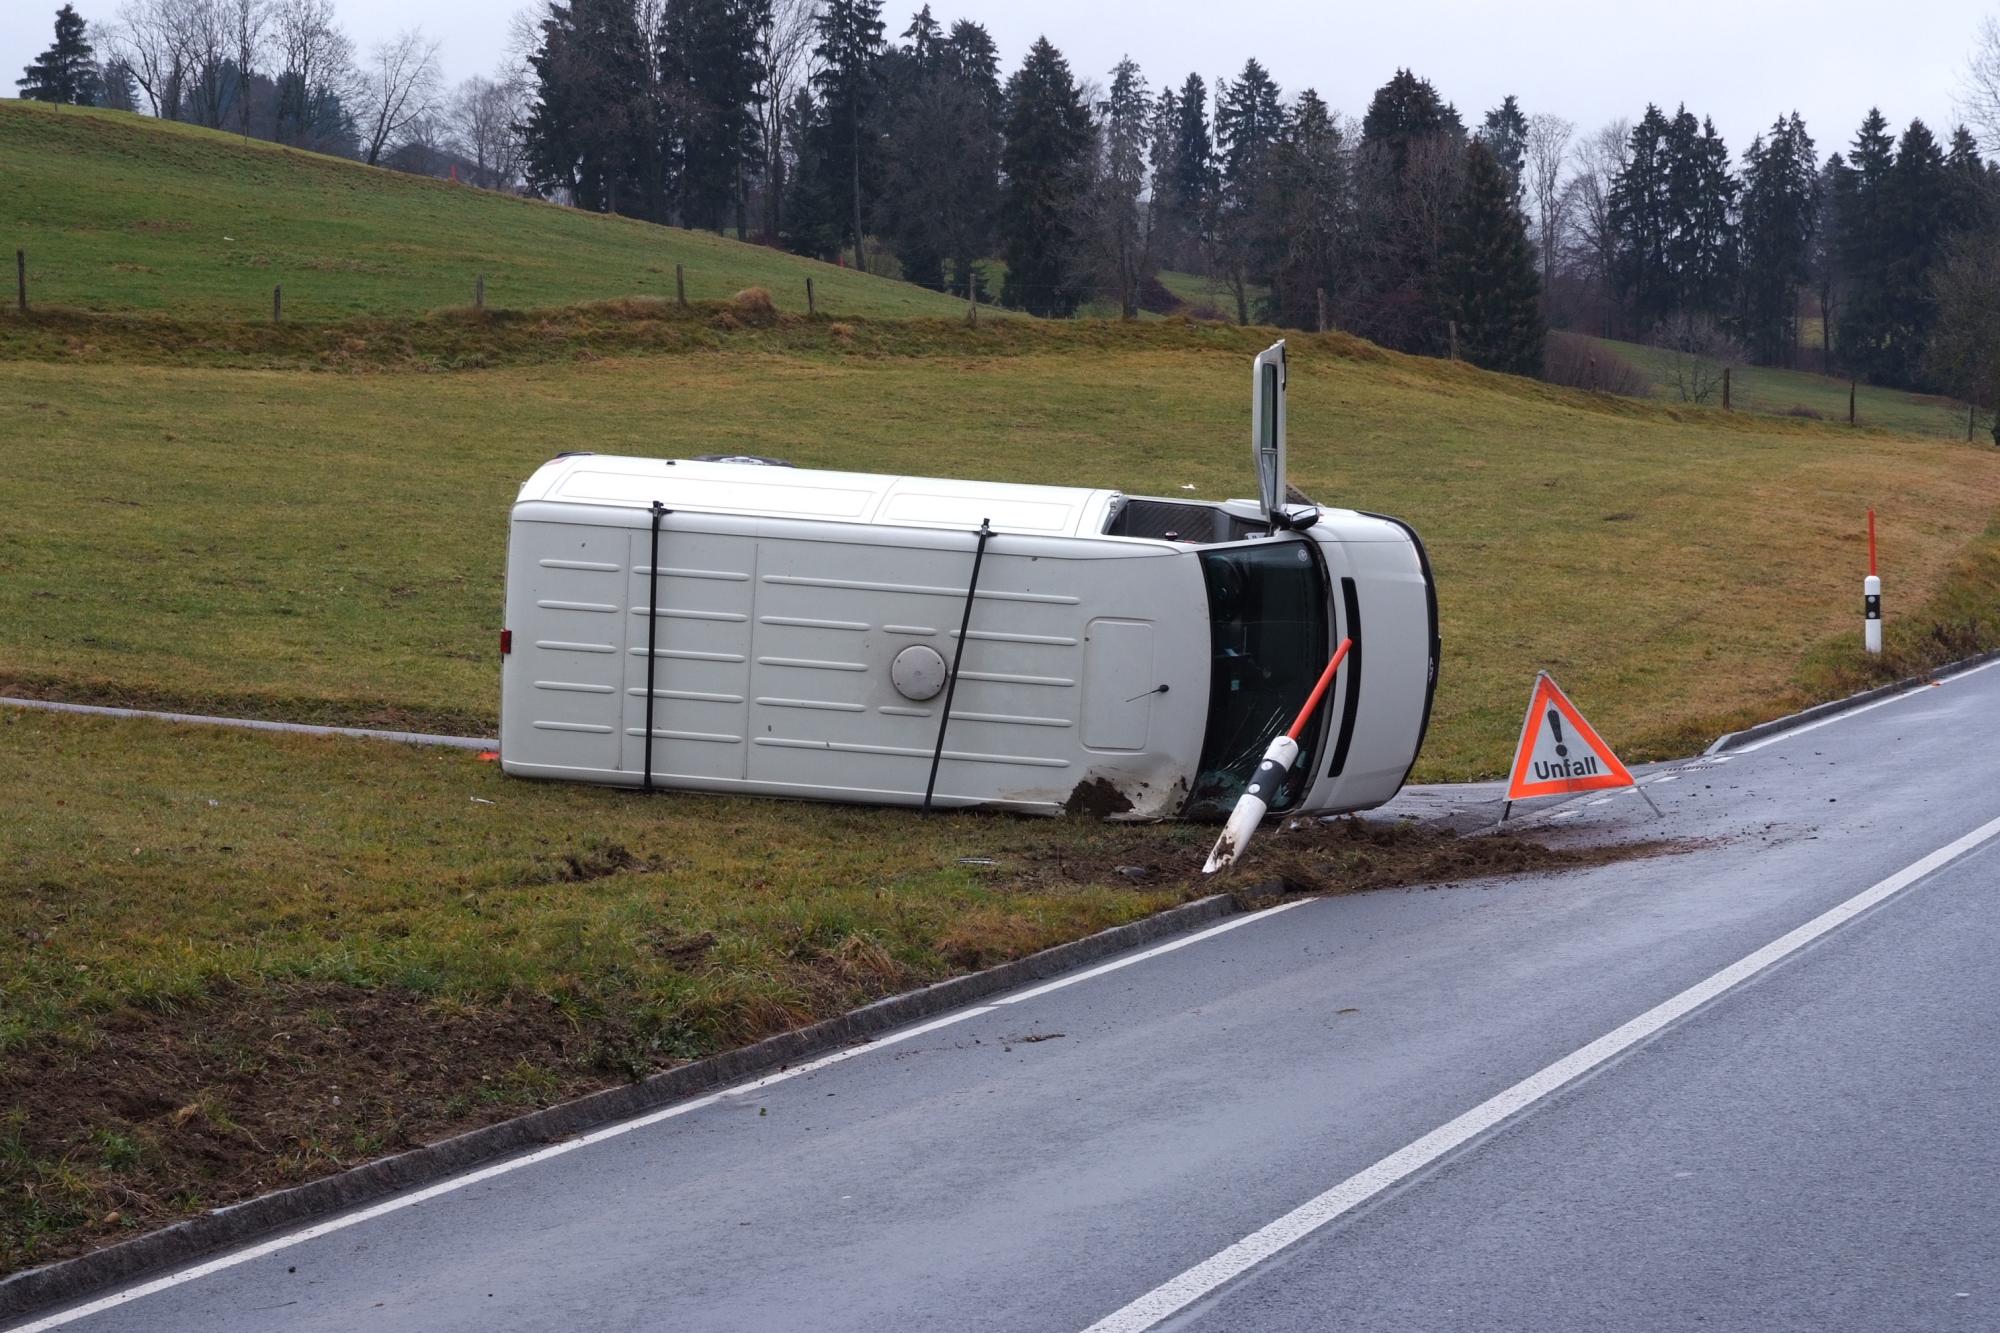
[1203,637,1353,874]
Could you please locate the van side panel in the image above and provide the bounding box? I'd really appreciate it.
[623,526,757,781]
[501,521,628,775]
[503,506,1210,815]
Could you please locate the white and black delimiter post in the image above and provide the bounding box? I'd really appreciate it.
[1865,508,1882,656]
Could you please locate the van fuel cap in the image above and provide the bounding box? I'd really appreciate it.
[891,645,948,701]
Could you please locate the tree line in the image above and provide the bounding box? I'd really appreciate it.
[21,1,2000,406]
[16,1,530,184]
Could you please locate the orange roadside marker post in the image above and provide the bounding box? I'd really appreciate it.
[1501,672,1658,821]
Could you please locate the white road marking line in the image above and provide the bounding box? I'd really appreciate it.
[992,901,1312,1006]
[1728,657,2000,755]
[1650,775,1679,785]
[1079,811,2000,1333]
[17,902,1316,1331]
[1585,798,1612,807]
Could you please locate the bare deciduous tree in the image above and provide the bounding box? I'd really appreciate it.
[110,0,196,119]
[1958,15,2000,155]
[1924,229,2000,441]
[1653,311,1743,404]
[175,0,232,128]
[271,0,354,152]
[357,26,441,166]
[229,0,267,135]
[448,72,530,189]
[757,0,821,242]
[1525,111,1572,291]
[1562,116,1629,331]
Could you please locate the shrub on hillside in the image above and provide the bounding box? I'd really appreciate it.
[1542,332,1649,398]
[1137,275,1181,316]
[729,287,778,325]
[1651,313,1744,404]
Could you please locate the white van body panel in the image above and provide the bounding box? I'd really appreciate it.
[501,456,1437,819]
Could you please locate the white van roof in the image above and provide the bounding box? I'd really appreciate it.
[517,454,1127,538]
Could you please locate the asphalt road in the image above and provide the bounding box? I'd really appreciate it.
[23,661,2000,1333]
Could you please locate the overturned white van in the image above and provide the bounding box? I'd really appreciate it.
[499,342,1438,819]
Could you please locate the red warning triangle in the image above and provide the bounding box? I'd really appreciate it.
[1505,673,1635,801]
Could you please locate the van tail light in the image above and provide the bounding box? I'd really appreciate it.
[500,629,512,656]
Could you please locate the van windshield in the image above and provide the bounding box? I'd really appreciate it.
[1187,539,1331,817]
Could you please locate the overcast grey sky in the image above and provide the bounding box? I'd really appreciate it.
[5,0,1992,162]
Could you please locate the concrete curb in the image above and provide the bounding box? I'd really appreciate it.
[0,697,495,751]
[1703,649,2000,755]
[0,890,1263,1324]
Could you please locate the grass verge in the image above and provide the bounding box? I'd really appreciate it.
[0,707,1668,1273]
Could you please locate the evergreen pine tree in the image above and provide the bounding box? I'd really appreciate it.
[1443,138,1545,376]
[1214,58,1285,323]
[1608,105,1673,332]
[1833,108,1896,379]
[1942,125,1991,241]
[1737,112,1818,364]
[809,0,886,270]
[18,5,100,106]
[1880,119,1949,386]
[1361,68,1463,176]
[1268,88,1353,330]
[1682,115,1739,314]
[1355,69,1466,353]
[96,56,138,112]
[780,86,844,258]
[1479,94,1528,203]
[524,0,657,219]
[997,37,1092,316]
[659,0,768,233]
[1095,56,1153,317]
[877,10,1002,292]
[1162,73,1217,272]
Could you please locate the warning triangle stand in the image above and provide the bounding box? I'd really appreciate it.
[1501,672,1658,821]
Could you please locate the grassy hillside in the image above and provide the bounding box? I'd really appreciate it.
[0,101,982,321]
[1585,333,1974,440]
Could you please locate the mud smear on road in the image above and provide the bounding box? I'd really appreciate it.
[1002,815,1687,901]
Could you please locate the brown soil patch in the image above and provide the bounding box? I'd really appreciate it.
[1,984,625,1274]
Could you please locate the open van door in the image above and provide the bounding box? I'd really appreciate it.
[1251,340,1287,530]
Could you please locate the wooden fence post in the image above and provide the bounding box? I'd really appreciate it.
[1849,378,1857,426]
[1447,320,1459,362]
[1971,403,1977,443]
[966,275,978,327]
[675,263,685,307]
[1316,287,1328,334]
[15,249,24,314]
[475,274,485,310]
[1722,367,1731,410]
[272,285,282,324]
[806,276,816,316]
